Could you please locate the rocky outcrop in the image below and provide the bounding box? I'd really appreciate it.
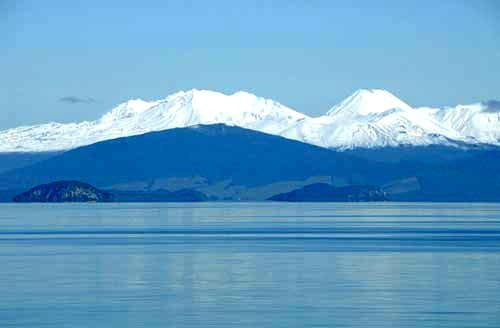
[13,181,113,203]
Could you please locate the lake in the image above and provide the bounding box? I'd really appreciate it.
[1,202,499,327]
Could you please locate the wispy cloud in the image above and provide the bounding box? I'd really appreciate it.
[483,100,500,113]
[58,96,96,104]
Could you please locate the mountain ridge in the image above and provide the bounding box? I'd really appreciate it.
[0,88,498,152]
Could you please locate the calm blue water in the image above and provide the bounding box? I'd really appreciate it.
[0,202,499,327]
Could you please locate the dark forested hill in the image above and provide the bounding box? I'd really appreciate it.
[0,124,499,201]
[0,152,59,174]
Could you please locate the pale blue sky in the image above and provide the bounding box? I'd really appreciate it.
[1,0,499,129]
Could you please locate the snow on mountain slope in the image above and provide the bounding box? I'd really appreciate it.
[326,89,413,116]
[0,88,498,152]
[0,90,308,152]
[281,89,462,149]
[430,100,500,145]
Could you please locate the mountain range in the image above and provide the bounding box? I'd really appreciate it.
[1,124,499,202]
[1,89,499,202]
[1,89,499,152]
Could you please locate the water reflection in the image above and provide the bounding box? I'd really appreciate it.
[0,203,499,327]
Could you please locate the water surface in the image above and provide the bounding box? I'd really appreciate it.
[1,202,499,327]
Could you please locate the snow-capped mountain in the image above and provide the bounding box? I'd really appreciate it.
[281,89,464,149]
[431,100,500,146]
[0,90,308,152]
[0,88,498,152]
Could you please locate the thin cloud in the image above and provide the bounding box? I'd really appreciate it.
[58,96,96,104]
[483,100,500,113]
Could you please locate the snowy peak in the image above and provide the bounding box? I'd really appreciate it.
[0,89,308,152]
[100,98,159,123]
[134,89,308,133]
[327,89,413,117]
[0,88,499,153]
[281,90,497,150]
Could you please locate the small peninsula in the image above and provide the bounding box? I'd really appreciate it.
[268,183,388,202]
